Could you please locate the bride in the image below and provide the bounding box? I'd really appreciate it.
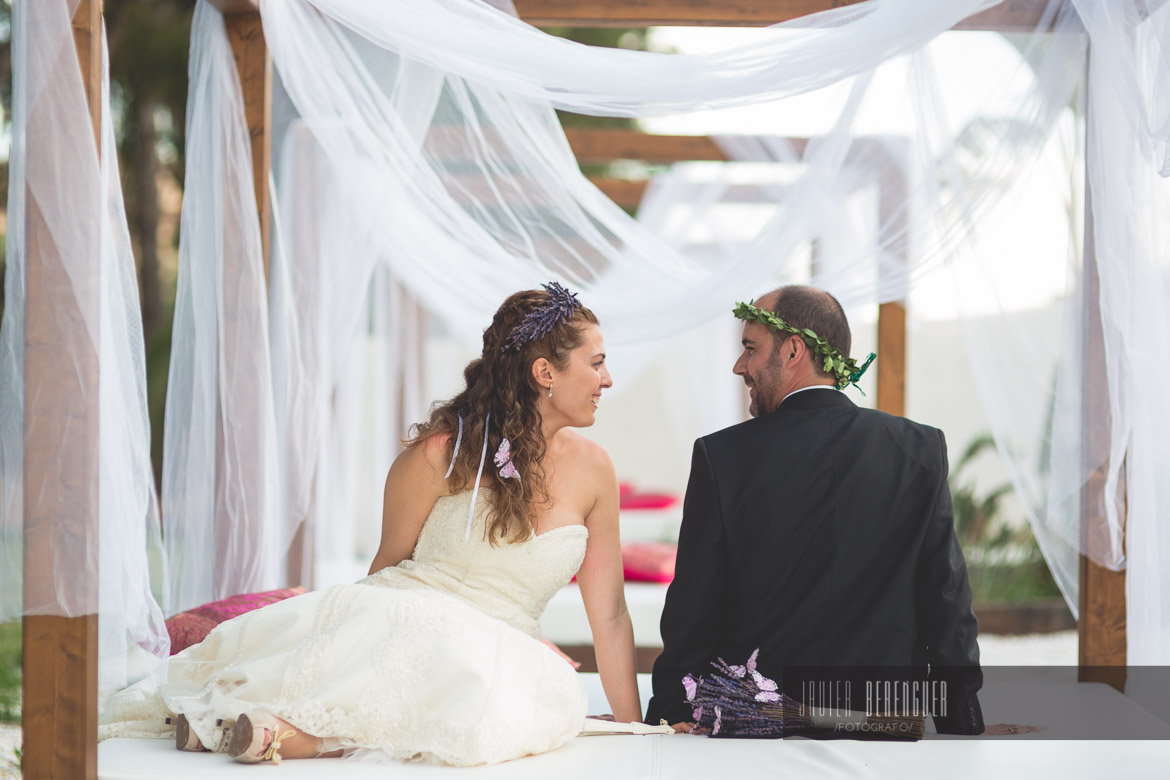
[100,283,641,765]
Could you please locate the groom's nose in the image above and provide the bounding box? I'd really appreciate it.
[732,352,747,377]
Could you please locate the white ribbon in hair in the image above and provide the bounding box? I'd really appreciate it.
[443,412,491,541]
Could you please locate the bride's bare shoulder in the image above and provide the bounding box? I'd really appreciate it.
[555,430,615,476]
[395,431,455,478]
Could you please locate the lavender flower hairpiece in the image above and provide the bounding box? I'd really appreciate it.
[501,282,582,353]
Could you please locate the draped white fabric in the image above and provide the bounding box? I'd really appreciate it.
[161,1,286,613]
[255,0,1164,662]
[6,0,1170,676]
[296,0,998,117]
[269,121,429,587]
[1074,0,1170,665]
[626,28,1087,613]
[252,0,1092,580]
[0,0,169,689]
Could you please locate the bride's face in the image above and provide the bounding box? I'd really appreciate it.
[543,324,612,428]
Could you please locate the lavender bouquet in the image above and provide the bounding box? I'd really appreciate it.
[683,649,925,740]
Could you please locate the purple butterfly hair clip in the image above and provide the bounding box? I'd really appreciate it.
[501,282,582,353]
[494,438,521,480]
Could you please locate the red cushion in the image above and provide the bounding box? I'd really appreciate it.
[621,542,677,583]
[165,587,306,654]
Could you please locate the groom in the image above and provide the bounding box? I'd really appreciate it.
[645,285,984,735]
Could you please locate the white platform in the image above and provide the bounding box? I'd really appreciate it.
[99,674,1170,779]
[545,582,669,646]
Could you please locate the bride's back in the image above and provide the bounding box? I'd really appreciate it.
[366,491,588,639]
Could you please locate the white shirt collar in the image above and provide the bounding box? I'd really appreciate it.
[780,384,840,405]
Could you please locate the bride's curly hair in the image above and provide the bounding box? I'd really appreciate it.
[406,288,599,544]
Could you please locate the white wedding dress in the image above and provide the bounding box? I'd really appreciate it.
[100,491,591,766]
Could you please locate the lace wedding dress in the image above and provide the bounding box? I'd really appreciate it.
[100,491,590,766]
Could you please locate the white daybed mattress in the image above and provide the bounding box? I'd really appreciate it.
[99,673,1170,779]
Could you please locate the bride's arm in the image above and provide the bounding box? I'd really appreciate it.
[368,435,450,575]
[577,446,641,723]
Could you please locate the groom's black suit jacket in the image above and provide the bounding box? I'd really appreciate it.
[645,388,984,734]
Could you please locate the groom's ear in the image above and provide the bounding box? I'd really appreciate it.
[784,334,805,365]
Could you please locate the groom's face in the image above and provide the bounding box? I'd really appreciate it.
[733,321,785,417]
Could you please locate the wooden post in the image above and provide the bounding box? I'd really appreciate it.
[22,1,103,778]
[223,10,272,273]
[876,154,908,417]
[875,143,907,418]
[202,2,289,593]
[223,9,299,583]
[875,302,906,416]
[1077,125,1126,688]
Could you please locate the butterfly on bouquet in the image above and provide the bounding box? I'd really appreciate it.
[683,649,925,739]
[494,438,521,480]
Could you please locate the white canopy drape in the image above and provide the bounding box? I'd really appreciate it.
[4,0,1169,692]
[0,0,169,691]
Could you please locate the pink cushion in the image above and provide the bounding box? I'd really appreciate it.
[619,492,679,510]
[621,542,677,583]
[165,587,306,654]
[541,638,582,670]
[617,480,680,510]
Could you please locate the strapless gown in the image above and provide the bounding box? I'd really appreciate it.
[99,491,590,766]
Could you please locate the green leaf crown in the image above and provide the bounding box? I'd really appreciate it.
[732,301,876,392]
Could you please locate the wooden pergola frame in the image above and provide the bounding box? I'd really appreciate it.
[23,1,1122,776]
[567,129,911,416]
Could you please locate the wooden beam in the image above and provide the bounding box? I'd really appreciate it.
[515,0,1054,31]
[567,128,730,163]
[587,175,852,209]
[206,0,260,13]
[566,127,817,164]
[23,2,103,778]
[1077,128,1126,688]
[224,11,272,275]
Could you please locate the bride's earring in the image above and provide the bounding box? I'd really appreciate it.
[547,382,553,398]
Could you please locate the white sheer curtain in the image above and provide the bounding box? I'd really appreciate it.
[1073,0,1170,665]
[11,0,1167,708]
[161,1,285,613]
[0,0,169,690]
[104,0,1167,669]
[621,37,1085,621]
[269,120,429,588]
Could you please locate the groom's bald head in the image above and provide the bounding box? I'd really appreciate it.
[767,286,852,377]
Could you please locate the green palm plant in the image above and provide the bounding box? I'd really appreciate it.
[949,434,1018,552]
[949,433,1061,603]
